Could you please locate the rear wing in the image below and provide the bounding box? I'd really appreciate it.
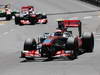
[64,20,81,27]
[21,6,34,11]
[57,20,82,36]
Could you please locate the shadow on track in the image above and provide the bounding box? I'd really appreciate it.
[16,23,46,26]
[20,58,53,63]
[47,10,100,16]
[79,0,100,7]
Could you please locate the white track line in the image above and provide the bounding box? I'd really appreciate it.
[95,39,100,41]
[68,17,80,20]
[83,16,93,19]
[95,35,100,36]
[0,24,5,26]
[70,0,97,10]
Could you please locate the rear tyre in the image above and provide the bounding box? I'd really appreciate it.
[82,32,94,52]
[66,37,79,60]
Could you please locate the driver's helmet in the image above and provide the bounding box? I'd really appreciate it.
[29,8,33,13]
[55,29,62,32]
[53,29,63,36]
[32,11,35,14]
[5,5,9,8]
[25,11,29,15]
[63,32,72,37]
[5,8,9,11]
[29,11,35,15]
[43,33,50,38]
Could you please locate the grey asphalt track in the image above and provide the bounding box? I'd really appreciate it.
[0,0,100,75]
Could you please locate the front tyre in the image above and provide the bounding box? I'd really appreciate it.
[6,14,12,20]
[24,38,37,51]
[66,37,79,60]
[42,19,48,24]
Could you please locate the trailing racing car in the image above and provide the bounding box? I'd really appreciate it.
[0,4,12,20]
[20,19,94,61]
[15,6,48,25]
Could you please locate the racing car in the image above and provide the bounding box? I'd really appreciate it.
[20,19,94,61]
[0,4,12,20]
[15,6,48,25]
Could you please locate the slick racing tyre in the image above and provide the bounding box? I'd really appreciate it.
[29,17,37,25]
[15,16,20,25]
[66,37,79,60]
[6,14,12,20]
[41,45,56,59]
[47,45,57,59]
[24,38,37,51]
[19,22,24,26]
[42,14,47,19]
[41,46,49,57]
[41,14,48,24]
[82,32,94,52]
[42,19,48,24]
